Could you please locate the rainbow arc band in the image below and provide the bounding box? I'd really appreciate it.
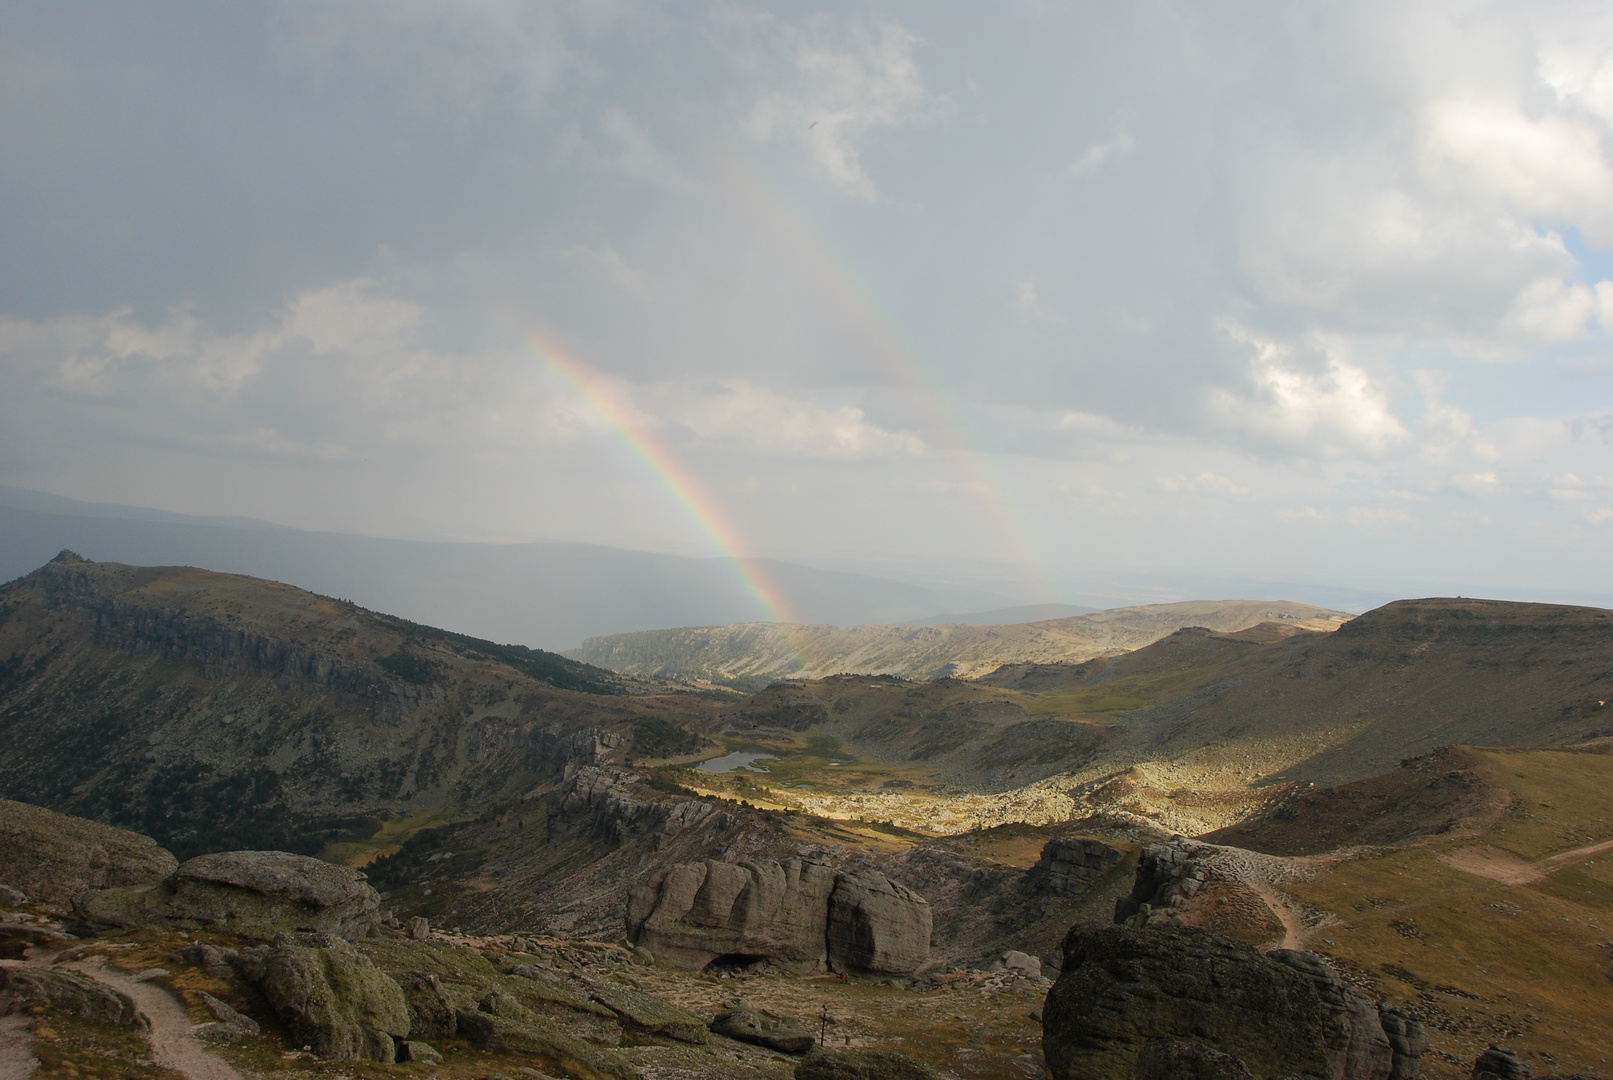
[523,332,800,633]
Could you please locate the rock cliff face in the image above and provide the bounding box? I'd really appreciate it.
[1030,838,1123,895]
[0,796,178,907]
[1042,923,1427,1080]
[626,857,931,974]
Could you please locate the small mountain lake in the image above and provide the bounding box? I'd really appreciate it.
[697,751,776,773]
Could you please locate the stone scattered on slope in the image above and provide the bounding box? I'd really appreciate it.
[1473,1047,1531,1080]
[1043,923,1428,1080]
[75,850,380,940]
[0,967,146,1029]
[795,1048,944,1080]
[254,933,410,1062]
[0,797,178,909]
[628,858,932,974]
[711,1003,815,1053]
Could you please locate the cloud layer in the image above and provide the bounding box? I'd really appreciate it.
[1,1,1611,603]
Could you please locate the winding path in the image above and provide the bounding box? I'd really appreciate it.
[0,1015,38,1080]
[0,950,250,1080]
[1438,836,1613,885]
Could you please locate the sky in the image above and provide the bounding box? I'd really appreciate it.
[2,0,1613,609]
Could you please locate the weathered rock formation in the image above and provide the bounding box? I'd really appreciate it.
[626,858,931,974]
[1472,1047,1531,1080]
[0,967,146,1029]
[795,1049,944,1080]
[1270,949,1426,1080]
[0,797,178,908]
[711,1003,815,1053]
[75,849,380,940]
[1042,923,1427,1080]
[1113,839,1207,924]
[256,933,410,1062]
[1134,1038,1254,1080]
[826,871,932,975]
[1030,838,1123,895]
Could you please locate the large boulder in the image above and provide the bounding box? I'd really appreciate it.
[75,850,379,940]
[795,1049,944,1080]
[628,858,837,970]
[255,934,410,1062]
[1044,923,1430,1080]
[1134,1039,1254,1080]
[0,798,177,908]
[455,1006,633,1080]
[627,858,931,974]
[826,871,932,975]
[711,1003,815,1053]
[0,968,145,1029]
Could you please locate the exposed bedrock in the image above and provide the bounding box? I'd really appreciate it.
[1042,923,1428,1080]
[0,797,178,908]
[626,858,931,974]
[74,849,381,941]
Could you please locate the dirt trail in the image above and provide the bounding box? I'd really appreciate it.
[0,1014,38,1080]
[62,957,250,1080]
[1247,879,1308,950]
[1439,836,1613,885]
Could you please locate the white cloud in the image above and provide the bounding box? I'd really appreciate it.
[277,0,590,117]
[1208,327,1408,457]
[1157,472,1248,496]
[649,381,924,460]
[731,15,929,199]
[1501,275,1599,342]
[1421,97,1613,244]
[1069,111,1134,177]
[1013,279,1067,326]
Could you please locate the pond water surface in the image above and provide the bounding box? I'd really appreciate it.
[697,751,776,773]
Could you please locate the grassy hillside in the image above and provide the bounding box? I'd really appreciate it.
[567,599,1351,687]
[0,552,718,858]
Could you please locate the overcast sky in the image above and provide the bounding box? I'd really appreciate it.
[3,1,1612,607]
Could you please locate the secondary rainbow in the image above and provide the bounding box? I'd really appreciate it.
[710,148,1067,602]
[521,331,798,626]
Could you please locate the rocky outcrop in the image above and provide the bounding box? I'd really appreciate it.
[0,797,178,908]
[627,858,931,974]
[826,871,932,975]
[1472,1047,1531,1080]
[1268,949,1414,1080]
[552,766,718,847]
[711,1003,815,1053]
[0,968,145,1029]
[795,1049,944,1080]
[1043,923,1427,1080]
[75,850,380,940]
[256,933,410,1062]
[1113,839,1208,924]
[1030,838,1123,895]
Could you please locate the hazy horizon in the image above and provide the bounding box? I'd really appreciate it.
[4,2,1612,617]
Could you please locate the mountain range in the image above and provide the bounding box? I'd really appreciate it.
[0,486,1017,649]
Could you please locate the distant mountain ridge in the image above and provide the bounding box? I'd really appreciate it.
[0,486,1014,649]
[566,599,1353,687]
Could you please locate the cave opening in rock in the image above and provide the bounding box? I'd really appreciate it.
[704,953,767,973]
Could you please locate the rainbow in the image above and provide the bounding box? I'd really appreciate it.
[521,332,799,627]
[709,148,1067,602]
